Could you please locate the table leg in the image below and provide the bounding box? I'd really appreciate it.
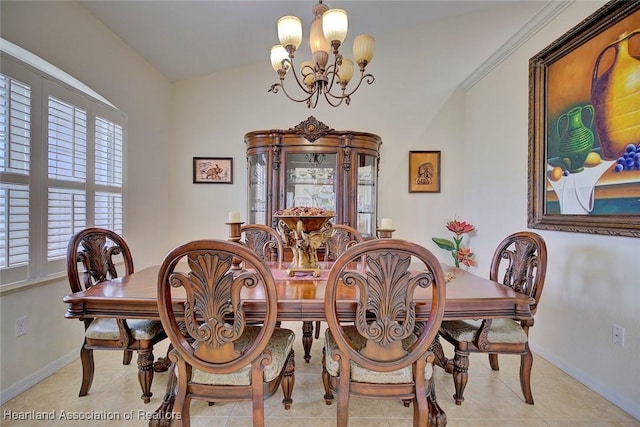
[302,321,313,363]
[137,349,155,404]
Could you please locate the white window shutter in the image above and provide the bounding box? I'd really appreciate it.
[1,53,127,287]
[48,96,87,182]
[0,74,32,271]
[0,74,31,175]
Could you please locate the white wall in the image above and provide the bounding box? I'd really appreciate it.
[464,1,639,419]
[0,1,172,399]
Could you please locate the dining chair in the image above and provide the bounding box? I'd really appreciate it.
[157,239,296,427]
[66,227,167,403]
[240,223,284,262]
[314,224,365,339]
[322,238,446,427]
[323,224,364,262]
[438,231,547,405]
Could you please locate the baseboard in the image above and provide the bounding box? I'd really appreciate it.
[530,344,639,421]
[0,350,78,405]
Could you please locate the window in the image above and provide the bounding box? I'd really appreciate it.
[0,51,126,287]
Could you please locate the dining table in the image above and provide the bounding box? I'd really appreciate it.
[63,260,535,427]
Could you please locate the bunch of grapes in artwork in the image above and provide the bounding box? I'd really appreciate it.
[614,143,640,173]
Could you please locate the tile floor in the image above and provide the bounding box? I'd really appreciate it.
[2,322,638,426]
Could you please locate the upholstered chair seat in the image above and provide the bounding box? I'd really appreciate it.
[85,319,165,341]
[439,319,528,345]
[191,326,295,386]
[324,326,434,384]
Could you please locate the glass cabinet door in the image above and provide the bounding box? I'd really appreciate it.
[246,119,381,235]
[284,152,337,212]
[356,154,377,237]
[248,153,268,225]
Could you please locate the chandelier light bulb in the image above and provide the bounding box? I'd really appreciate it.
[353,34,375,67]
[322,8,348,45]
[300,60,315,75]
[337,58,354,85]
[270,45,289,73]
[303,73,315,88]
[309,14,330,55]
[277,16,302,51]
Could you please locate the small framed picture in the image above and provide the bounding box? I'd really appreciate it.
[409,151,441,193]
[193,157,233,184]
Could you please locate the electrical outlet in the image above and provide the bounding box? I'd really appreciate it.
[15,316,27,337]
[613,324,625,347]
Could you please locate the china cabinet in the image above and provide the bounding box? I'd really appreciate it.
[245,116,382,238]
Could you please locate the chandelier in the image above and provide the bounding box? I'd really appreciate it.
[268,0,375,108]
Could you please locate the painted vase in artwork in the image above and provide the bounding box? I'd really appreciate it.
[591,29,640,160]
[557,105,595,173]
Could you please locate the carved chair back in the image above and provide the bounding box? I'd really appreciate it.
[489,231,547,316]
[67,227,134,294]
[157,239,279,373]
[324,224,364,262]
[325,238,446,375]
[156,240,296,424]
[240,223,285,262]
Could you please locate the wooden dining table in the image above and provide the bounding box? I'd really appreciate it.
[63,261,534,427]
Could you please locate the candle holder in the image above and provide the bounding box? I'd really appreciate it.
[376,228,395,239]
[226,221,245,271]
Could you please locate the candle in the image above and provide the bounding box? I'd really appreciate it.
[228,211,241,223]
[380,218,393,230]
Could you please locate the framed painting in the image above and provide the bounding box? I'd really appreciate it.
[409,151,441,193]
[193,157,233,184]
[528,0,640,237]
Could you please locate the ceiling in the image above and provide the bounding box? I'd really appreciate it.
[79,0,525,82]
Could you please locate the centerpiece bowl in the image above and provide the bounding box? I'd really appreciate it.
[274,207,335,277]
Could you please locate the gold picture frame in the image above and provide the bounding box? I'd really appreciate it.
[528,0,640,237]
[193,157,233,184]
[409,151,441,193]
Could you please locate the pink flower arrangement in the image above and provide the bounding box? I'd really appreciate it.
[432,219,476,268]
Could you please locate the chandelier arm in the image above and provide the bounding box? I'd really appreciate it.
[342,72,376,98]
[283,58,316,97]
[308,87,323,109]
[324,57,341,95]
[322,90,346,107]
[277,82,315,105]
[268,59,319,105]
